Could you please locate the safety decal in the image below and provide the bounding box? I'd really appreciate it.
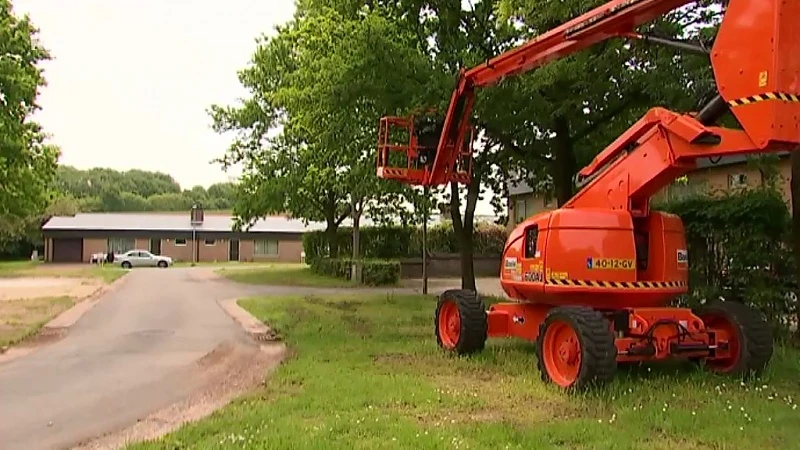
[586,257,636,270]
[677,249,688,265]
[547,279,687,289]
[504,257,518,271]
[523,271,544,282]
[727,92,800,108]
[379,168,406,176]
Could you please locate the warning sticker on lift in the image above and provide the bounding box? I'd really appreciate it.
[677,249,688,265]
[587,258,635,270]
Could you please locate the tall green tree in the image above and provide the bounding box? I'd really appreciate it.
[211,2,433,262]
[0,0,59,220]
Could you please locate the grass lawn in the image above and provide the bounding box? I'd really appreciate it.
[131,293,800,450]
[0,260,126,283]
[0,296,74,348]
[217,263,363,288]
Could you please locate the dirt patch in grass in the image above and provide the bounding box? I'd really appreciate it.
[0,277,103,301]
[0,296,74,348]
[0,261,126,284]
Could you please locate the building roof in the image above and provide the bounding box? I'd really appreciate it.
[42,210,504,234]
[508,179,534,196]
[42,212,328,233]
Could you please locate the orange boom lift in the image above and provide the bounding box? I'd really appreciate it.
[376,0,800,388]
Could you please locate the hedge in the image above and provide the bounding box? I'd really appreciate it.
[309,257,400,286]
[302,221,508,261]
[658,187,797,337]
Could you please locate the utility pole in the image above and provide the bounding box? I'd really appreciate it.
[422,186,429,295]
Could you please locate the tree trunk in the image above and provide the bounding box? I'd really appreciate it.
[351,197,363,284]
[449,179,478,292]
[552,115,577,206]
[325,218,339,258]
[791,151,800,340]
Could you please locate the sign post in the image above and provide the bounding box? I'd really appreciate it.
[422,186,429,295]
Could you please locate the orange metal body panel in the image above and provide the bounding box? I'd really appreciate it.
[500,209,688,309]
[712,0,800,149]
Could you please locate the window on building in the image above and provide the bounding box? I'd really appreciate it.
[254,239,279,257]
[728,173,748,189]
[515,198,527,224]
[204,239,216,246]
[175,238,187,246]
[107,238,135,254]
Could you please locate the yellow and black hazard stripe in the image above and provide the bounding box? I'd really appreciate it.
[377,168,408,177]
[547,279,687,289]
[727,92,800,108]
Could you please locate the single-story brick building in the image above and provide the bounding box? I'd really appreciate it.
[41,212,325,263]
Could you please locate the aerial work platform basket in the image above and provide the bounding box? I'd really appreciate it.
[376,114,473,186]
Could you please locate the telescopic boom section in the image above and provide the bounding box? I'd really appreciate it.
[377,0,694,187]
[564,0,800,213]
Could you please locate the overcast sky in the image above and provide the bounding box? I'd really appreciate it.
[12,0,500,216]
[13,0,295,189]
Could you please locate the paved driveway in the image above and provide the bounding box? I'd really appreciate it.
[0,268,264,450]
[0,267,502,450]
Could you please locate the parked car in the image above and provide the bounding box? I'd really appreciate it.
[115,249,173,269]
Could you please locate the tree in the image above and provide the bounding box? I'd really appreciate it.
[211,2,432,262]
[0,0,60,220]
[50,165,233,212]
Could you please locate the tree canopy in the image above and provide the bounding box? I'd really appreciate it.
[0,0,59,220]
[210,0,727,287]
[52,166,238,213]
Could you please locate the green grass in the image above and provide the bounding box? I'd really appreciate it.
[0,260,126,283]
[217,263,362,288]
[130,293,800,450]
[0,260,41,276]
[0,295,74,348]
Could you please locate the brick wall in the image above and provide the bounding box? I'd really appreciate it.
[198,237,229,262]
[277,240,303,263]
[655,158,792,211]
[161,238,194,262]
[239,239,255,262]
[239,238,303,263]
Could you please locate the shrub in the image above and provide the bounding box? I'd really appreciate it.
[309,257,400,286]
[303,221,509,261]
[657,187,797,336]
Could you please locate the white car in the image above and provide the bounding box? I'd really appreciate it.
[114,250,173,269]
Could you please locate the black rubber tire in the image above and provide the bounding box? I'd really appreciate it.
[696,301,774,379]
[434,289,487,355]
[157,261,167,268]
[121,261,132,269]
[536,306,617,390]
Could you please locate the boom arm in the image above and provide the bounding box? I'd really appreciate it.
[378,0,799,200]
[425,0,695,186]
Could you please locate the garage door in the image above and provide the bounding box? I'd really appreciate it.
[51,238,83,263]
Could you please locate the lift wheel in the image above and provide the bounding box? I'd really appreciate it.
[696,301,774,379]
[537,306,617,389]
[435,289,488,355]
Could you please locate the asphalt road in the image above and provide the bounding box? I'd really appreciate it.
[0,268,260,450]
[0,267,491,450]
